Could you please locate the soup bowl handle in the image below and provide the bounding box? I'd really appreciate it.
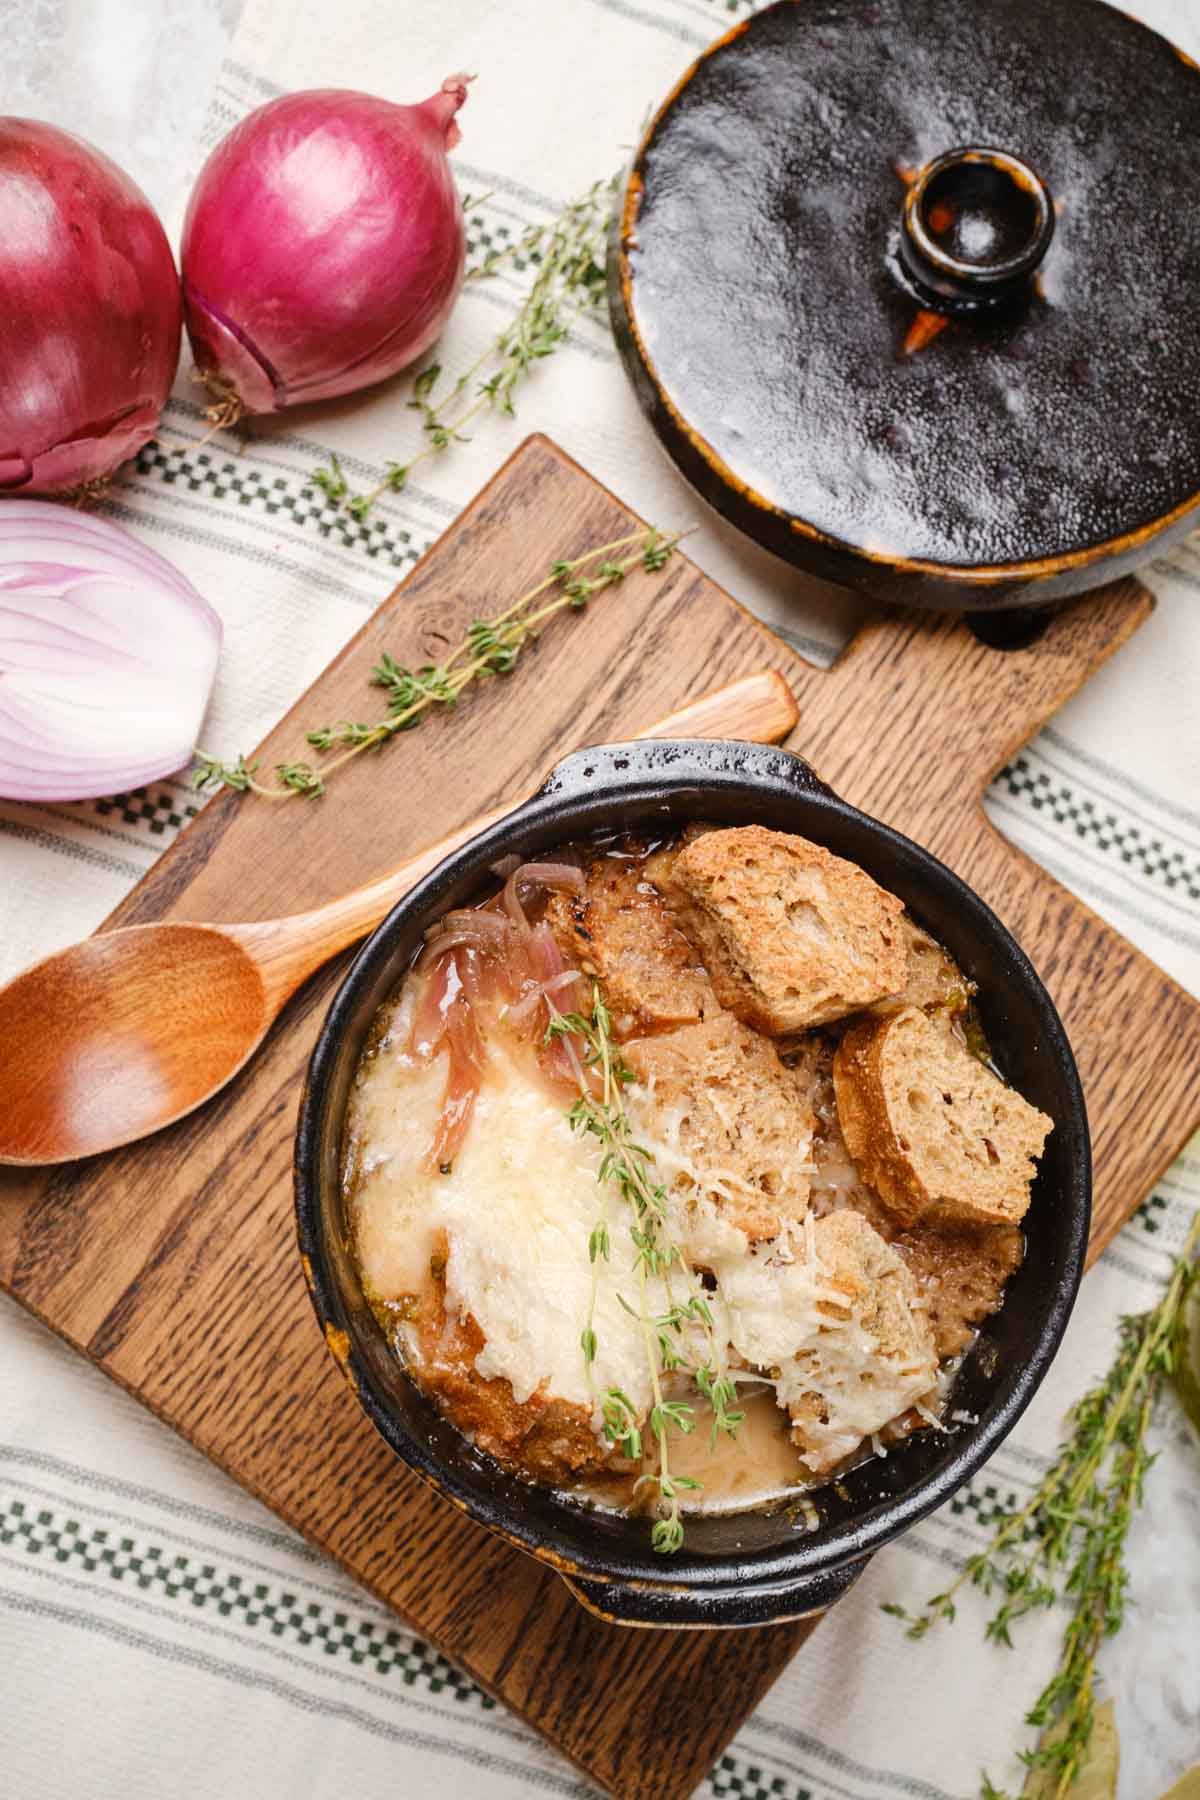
[559,1555,867,1629]
[534,738,840,810]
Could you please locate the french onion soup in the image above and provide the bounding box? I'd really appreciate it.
[344,825,1052,1551]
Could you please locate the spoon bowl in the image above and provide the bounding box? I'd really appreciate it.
[0,923,271,1165]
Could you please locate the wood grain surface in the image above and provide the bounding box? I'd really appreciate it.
[0,671,797,1168]
[2,435,1198,1800]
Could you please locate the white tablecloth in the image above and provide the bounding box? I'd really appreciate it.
[3,2,1199,1796]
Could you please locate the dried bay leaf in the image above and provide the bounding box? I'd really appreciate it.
[1157,1766,1200,1800]
[1020,1698,1119,1799]
[1174,1280,1200,1436]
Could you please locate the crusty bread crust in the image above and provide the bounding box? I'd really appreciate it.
[668,825,907,1033]
[403,1279,609,1484]
[625,1011,814,1241]
[833,1006,1053,1228]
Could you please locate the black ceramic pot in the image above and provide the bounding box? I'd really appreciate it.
[610,0,1200,611]
[295,741,1091,1627]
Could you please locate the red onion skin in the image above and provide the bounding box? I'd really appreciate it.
[181,82,469,415]
[0,120,181,495]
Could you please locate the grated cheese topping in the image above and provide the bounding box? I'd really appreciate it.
[350,1037,669,1415]
[630,1072,816,1216]
[350,1021,938,1473]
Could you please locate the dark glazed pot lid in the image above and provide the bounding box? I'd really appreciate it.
[613,0,1200,601]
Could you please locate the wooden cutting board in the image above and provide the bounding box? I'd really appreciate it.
[2,435,1199,1800]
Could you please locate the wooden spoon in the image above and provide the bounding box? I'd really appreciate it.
[0,672,797,1167]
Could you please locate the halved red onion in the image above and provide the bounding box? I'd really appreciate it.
[0,501,220,801]
[0,119,181,494]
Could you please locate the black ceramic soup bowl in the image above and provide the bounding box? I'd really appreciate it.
[295,740,1090,1628]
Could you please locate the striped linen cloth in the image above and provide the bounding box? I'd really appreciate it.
[2,2,1199,1797]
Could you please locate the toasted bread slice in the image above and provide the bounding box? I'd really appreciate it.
[891,1219,1024,1360]
[784,1210,938,1475]
[772,1031,1027,1359]
[667,825,907,1033]
[868,915,974,1017]
[545,850,715,1034]
[812,1210,932,1344]
[625,1012,814,1241]
[833,1006,1052,1228]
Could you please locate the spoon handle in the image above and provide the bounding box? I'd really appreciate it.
[234,669,798,1004]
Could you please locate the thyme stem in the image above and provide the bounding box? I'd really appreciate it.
[315,175,616,520]
[883,1207,1200,1798]
[547,982,740,1552]
[192,526,680,803]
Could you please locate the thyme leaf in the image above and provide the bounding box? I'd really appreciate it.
[192,525,682,802]
[310,451,348,503]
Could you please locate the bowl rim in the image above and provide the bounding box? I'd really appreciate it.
[295,740,1092,1598]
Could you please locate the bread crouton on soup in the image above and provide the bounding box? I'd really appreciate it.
[833,1006,1052,1229]
[868,915,974,1017]
[401,1277,611,1485]
[785,1210,938,1475]
[545,851,715,1033]
[667,825,907,1033]
[891,1219,1024,1360]
[624,1011,815,1242]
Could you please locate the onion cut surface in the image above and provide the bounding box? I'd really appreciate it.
[0,502,221,800]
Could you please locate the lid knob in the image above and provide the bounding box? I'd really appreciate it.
[899,147,1055,313]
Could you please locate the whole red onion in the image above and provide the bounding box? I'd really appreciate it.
[180,80,470,419]
[0,120,182,496]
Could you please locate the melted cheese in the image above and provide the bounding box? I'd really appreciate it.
[350,1002,937,1478]
[699,1225,937,1475]
[349,1043,446,1297]
[350,1034,667,1413]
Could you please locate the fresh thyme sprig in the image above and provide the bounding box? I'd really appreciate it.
[547,983,743,1552]
[884,1208,1200,1799]
[314,175,616,520]
[192,525,680,802]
